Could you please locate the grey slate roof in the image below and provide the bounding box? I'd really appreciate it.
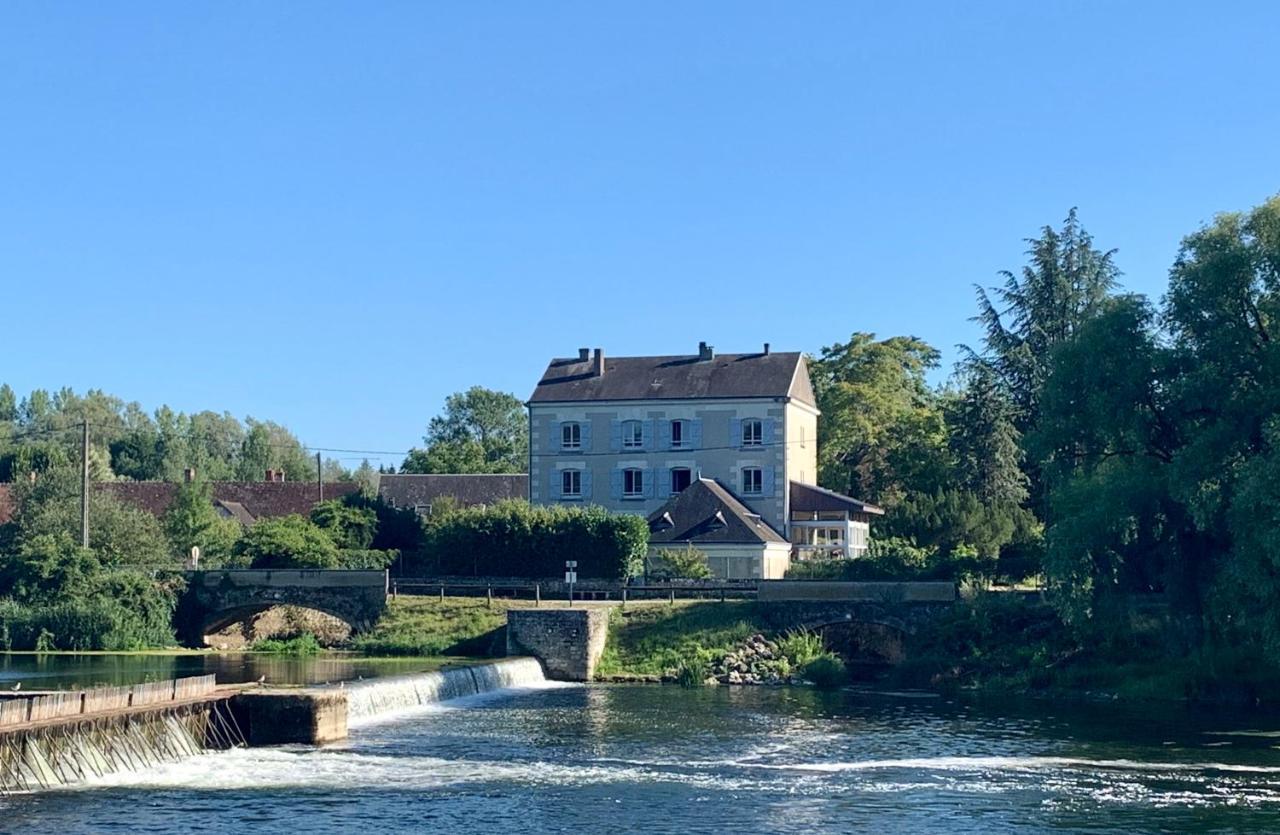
[789,481,885,516]
[530,350,816,407]
[378,474,528,509]
[647,478,788,545]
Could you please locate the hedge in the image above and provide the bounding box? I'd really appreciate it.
[410,501,648,579]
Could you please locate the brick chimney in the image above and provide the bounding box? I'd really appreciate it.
[183,468,196,483]
[763,342,770,355]
[593,347,605,377]
[265,469,275,482]
[275,469,286,483]
[698,341,715,361]
[578,347,591,362]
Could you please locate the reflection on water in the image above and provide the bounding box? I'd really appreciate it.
[4,683,1280,833]
[0,652,465,690]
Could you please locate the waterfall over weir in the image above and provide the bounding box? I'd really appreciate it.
[345,658,549,725]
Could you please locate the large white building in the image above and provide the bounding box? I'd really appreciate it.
[527,343,882,579]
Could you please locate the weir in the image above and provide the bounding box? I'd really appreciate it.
[0,675,244,793]
[345,657,548,724]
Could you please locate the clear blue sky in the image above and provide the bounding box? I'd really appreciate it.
[2,3,1277,468]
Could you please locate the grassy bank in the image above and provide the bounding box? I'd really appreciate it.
[349,596,512,656]
[594,601,763,677]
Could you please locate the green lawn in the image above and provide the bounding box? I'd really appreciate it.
[350,596,513,656]
[595,601,767,677]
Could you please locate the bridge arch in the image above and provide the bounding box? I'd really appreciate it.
[177,570,388,647]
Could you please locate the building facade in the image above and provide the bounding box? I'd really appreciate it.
[528,343,882,579]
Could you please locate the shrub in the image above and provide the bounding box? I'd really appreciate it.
[336,549,397,570]
[674,648,711,688]
[803,654,848,689]
[235,515,340,569]
[311,500,379,550]
[415,501,647,579]
[648,544,712,580]
[776,629,825,667]
[252,634,322,655]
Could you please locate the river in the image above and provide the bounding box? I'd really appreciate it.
[3,674,1279,833]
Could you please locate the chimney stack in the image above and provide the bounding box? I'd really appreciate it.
[276,470,286,483]
[578,347,590,362]
[593,347,605,377]
[763,342,770,355]
[183,468,196,483]
[266,469,275,483]
[698,341,715,361]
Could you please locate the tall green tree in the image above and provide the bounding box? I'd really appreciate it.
[402,387,529,474]
[162,480,242,565]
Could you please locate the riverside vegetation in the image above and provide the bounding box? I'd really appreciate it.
[2,194,1280,700]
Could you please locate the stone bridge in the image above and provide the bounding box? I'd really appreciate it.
[754,581,958,667]
[176,570,389,646]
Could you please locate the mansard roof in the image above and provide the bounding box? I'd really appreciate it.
[530,348,816,407]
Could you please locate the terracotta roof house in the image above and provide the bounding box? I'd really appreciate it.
[378,473,527,516]
[528,342,883,579]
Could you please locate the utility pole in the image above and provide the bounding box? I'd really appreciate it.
[316,451,323,502]
[80,419,90,548]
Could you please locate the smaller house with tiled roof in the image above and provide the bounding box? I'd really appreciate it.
[647,478,793,579]
[378,473,527,517]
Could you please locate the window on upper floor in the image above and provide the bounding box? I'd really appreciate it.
[670,467,692,494]
[670,419,687,449]
[622,420,644,449]
[623,468,644,497]
[742,419,763,447]
[561,422,581,450]
[742,467,763,495]
[561,469,582,498]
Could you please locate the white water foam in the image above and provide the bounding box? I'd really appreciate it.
[345,657,566,728]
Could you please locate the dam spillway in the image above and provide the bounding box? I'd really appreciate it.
[0,675,244,793]
[345,657,549,725]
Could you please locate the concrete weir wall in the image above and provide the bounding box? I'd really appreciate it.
[506,609,609,681]
[230,690,348,746]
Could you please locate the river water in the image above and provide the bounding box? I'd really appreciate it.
[4,680,1280,833]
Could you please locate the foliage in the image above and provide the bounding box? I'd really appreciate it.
[802,654,847,689]
[163,480,242,566]
[595,601,760,678]
[647,544,712,580]
[674,648,712,688]
[233,515,340,569]
[776,629,826,668]
[415,500,648,579]
[311,499,379,549]
[401,387,529,474]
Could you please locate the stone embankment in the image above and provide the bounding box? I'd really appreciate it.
[709,634,793,686]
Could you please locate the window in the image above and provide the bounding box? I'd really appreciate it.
[623,468,644,497]
[742,467,763,494]
[413,502,432,518]
[561,469,582,498]
[742,419,763,447]
[670,419,687,448]
[622,420,644,449]
[670,467,692,494]
[561,422,581,450]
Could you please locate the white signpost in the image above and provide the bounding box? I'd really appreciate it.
[565,560,578,606]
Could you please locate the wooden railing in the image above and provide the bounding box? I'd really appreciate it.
[0,674,218,728]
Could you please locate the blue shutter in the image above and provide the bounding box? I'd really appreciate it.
[730,418,742,450]
[764,418,778,447]
[580,421,592,452]
[609,420,622,452]
[659,419,673,450]
[581,470,592,500]
[640,419,654,450]
[643,468,655,499]
[551,421,561,450]
[549,468,561,499]
[610,469,623,500]
[655,467,670,499]
[690,419,703,449]
[763,466,776,496]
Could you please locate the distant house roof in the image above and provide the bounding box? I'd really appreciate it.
[0,480,360,526]
[213,500,257,526]
[530,348,816,407]
[789,481,884,516]
[378,474,528,509]
[646,478,788,546]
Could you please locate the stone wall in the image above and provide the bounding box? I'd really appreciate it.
[506,609,609,681]
[230,689,348,746]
